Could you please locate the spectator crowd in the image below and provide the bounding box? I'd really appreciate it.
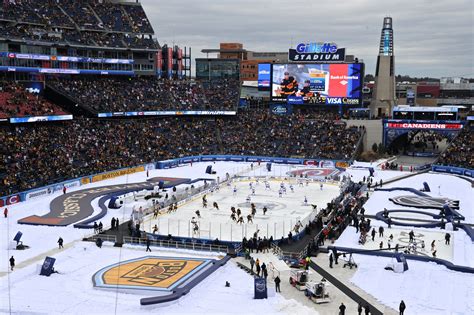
[0,82,68,118]
[438,127,473,169]
[49,77,240,112]
[0,110,363,196]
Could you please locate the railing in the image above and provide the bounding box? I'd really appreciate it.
[123,236,230,253]
[268,262,280,279]
[350,128,366,162]
[271,242,284,258]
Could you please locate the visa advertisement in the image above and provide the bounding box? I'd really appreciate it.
[257,63,271,91]
[271,63,363,105]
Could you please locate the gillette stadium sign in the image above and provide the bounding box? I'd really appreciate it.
[289,42,345,62]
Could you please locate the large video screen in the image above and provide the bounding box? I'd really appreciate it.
[271,63,363,105]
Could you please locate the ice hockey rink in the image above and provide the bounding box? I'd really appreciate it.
[143,178,341,241]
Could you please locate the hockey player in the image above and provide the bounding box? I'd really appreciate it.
[304,196,308,206]
[246,195,251,203]
[237,208,242,217]
[230,213,236,221]
[289,184,294,193]
[251,188,256,195]
[233,186,237,196]
[191,217,199,234]
[195,210,201,219]
[320,183,323,190]
[247,214,253,224]
[265,181,271,191]
[263,207,268,215]
[237,216,244,224]
[213,202,219,210]
[202,195,208,208]
[278,189,283,198]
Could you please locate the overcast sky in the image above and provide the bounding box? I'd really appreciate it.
[141,0,473,78]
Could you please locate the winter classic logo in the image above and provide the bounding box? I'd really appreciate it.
[93,257,211,291]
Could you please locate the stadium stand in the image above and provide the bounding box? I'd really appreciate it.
[218,110,360,159]
[0,82,68,119]
[48,77,240,112]
[122,4,155,34]
[0,0,157,49]
[0,111,362,195]
[438,128,473,169]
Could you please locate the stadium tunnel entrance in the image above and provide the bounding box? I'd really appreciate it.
[383,119,465,156]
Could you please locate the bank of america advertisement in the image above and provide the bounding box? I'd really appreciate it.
[271,63,363,105]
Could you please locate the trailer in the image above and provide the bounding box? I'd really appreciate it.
[289,270,308,290]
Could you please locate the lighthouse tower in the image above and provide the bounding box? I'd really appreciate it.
[371,17,396,117]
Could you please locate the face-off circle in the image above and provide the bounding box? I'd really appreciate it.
[286,168,339,179]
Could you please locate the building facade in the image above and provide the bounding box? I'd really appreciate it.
[201,43,288,81]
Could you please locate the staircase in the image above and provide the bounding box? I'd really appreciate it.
[216,121,225,153]
[236,261,257,276]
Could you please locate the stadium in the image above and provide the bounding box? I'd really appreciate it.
[0,1,473,315]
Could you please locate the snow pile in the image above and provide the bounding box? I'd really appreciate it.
[350,255,474,315]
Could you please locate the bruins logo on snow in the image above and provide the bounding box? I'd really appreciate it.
[390,196,459,210]
[93,256,211,291]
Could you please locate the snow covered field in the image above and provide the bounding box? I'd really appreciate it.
[350,254,474,315]
[143,179,340,241]
[361,172,474,223]
[1,160,473,315]
[336,226,454,262]
[335,170,474,315]
[0,162,253,273]
[0,243,318,315]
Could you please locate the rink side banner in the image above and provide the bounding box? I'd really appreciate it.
[91,166,145,183]
[156,155,350,170]
[431,165,474,178]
